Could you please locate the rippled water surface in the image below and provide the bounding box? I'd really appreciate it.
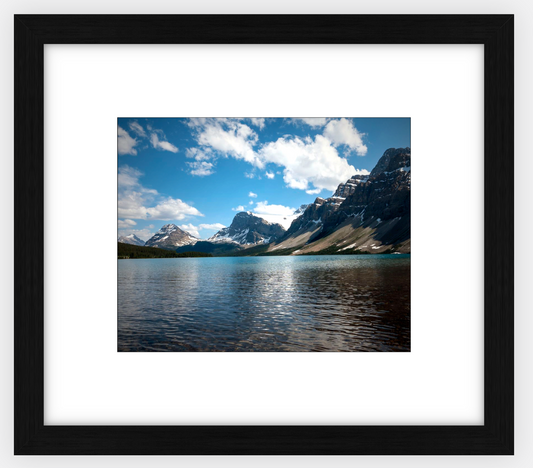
[118,255,410,352]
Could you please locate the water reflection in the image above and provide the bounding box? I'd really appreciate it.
[118,255,410,352]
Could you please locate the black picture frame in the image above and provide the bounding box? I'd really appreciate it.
[14,14,514,455]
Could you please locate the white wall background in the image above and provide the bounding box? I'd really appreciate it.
[0,1,529,468]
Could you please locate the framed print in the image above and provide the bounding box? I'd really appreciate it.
[14,15,513,455]
[117,117,411,353]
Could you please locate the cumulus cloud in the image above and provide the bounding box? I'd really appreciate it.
[129,121,147,138]
[118,126,138,155]
[253,201,297,229]
[180,223,201,238]
[323,118,367,155]
[146,198,202,220]
[118,219,137,228]
[249,200,254,205]
[232,205,246,212]
[150,133,179,153]
[306,188,322,195]
[258,134,357,192]
[188,118,262,167]
[248,192,258,198]
[188,161,215,176]
[179,222,226,239]
[118,165,203,221]
[185,117,368,193]
[186,147,214,161]
[290,118,328,128]
[199,223,225,230]
[248,118,266,129]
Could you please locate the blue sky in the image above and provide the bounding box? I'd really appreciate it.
[118,117,410,241]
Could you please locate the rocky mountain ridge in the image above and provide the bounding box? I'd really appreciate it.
[267,147,411,254]
[119,147,410,256]
[208,211,285,245]
[117,233,145,246]
[144,224,198,249]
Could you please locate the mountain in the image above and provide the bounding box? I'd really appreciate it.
[138,147,409,257]
[208,211,286,245]
[267,147,411,255]
[332,173,369,198]
[145,224,198,249]
[117,234,145,246]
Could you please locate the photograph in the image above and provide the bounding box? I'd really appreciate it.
[118,117,411,352]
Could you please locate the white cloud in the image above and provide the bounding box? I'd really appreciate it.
[118,166,146,189]
[185,117,368,193]
[248,191,258,198]
[118,126,138,155]
[179,222,226,239]
[258,134,357,192]
[248,118,266,129]
[180,223,201,238]
[323,118,367,155]
[249,201,254,205]
[188,161,215,176]
[188,118,263,167]
[118,219,137,228]
[151,134,179,153]
[199,223,225,230]
[146,198,203,220]
[129,121,146,138]
[150,133,179,153]
[118,165,203,221]
[122,121,179,154]
[232,205,246,212]
[306,188,322,195]
[253,201,297,229]
[186,147,214,161]
[290,118,328,128]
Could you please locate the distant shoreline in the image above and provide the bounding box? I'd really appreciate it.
[118,242,410,260]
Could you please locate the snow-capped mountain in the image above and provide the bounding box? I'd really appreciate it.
[145,224,198,249]
[117,234,145,246]
[126,147,410,256]
[208,211,285,245]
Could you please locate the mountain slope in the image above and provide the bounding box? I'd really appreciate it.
[208,211,285,245]
[117,234,145,246]
[145,224,198,249]
[268,147,411,255]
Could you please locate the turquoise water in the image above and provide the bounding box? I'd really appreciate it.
[118,254,410,352]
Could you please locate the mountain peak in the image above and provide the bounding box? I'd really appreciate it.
[209,211,285,245]
[145,223,198,249]
[370,147,411,177]
[118,233,145,246]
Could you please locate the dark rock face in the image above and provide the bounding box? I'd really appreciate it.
[332,174,369,198]
[284,197,342,238]
[282,147,411,248]
[321,147,410,241]
[145,224,198,249]
[209,212,285,245]
[370,147,411,178]
[117,234,145,246]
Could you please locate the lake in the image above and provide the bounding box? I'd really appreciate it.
[118,254,410,352]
